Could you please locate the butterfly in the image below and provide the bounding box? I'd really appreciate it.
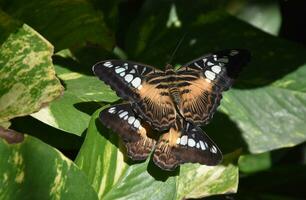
[93,49,251,170]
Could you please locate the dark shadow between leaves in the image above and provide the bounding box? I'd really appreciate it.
[204,111,249,155]
[52,44,116,77]
[147,155,180,181]
[74,102,104,116]
[11,116,83,160]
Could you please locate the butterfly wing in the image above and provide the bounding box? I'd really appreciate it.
[93,60,177,131]
[93,60,154,101]
[99,103,156,160]
[153,119,222,170]
[176,49,251,125]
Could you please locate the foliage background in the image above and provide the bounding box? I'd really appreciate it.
[1,0,306,199]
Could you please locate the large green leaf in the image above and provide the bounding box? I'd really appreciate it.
[220,71,306,153]
[123,1,306,154]
[0,24,63,123]
[75,108,239,200]
[177,151,239,199]
[238,152,272,174]
[31,51,119,135]
[0,0,114,51]
[227,0,281,35]
[0,135,98,200]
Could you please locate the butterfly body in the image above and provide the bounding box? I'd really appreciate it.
[93,49,250,170]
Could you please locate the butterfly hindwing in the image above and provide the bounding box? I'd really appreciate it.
[177,49,251,125]
[153,119,222,170]
[99,103,156,161]
[93,60,177,131]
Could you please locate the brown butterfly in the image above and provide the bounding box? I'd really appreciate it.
[93,49,250,170]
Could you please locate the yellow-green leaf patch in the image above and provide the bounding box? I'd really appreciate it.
[0,24,63,123]
[0,135,98,200]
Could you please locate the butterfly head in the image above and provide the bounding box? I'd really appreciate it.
[165,63,173,70]
[165,64,176,75]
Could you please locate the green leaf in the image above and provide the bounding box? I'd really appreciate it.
[177,151,239,199]
[220,66,306,153]
[238,152,272,174]
[0,0,114,51]
[0,24,63,123]
[31,52,119,135]
[227,0,281,35]
[75,108,239,199]
[0,135,98,200]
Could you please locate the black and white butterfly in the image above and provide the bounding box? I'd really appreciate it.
[93,49,250,170]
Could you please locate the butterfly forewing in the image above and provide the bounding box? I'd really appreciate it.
[176,49,251,125]
[93,60,153,101]
[153,120,222,170]
[99,103,156,161]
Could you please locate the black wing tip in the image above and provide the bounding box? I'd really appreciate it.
[92,61,104,75]
[235,48,251,63]
[217,49,251,78]
[92,59,122,75]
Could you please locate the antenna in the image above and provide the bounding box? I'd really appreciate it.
[167,32,187,65]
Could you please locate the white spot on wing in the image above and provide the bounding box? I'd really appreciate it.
[119,111,128,118]
[199,141,206,150]
[130,69,136,74]
[180,135,188,145]
[213,55,217,61]
[128,116,135,124]
[207,61,214,66]
[211,65,222,74]
[205,70,216,80]
[103,61,113,68]
[120,72,125,77]
[188,138,196,147]
[196,143,200,149]
[211,145,218,154]
[133,119,140,128]
[115,67,125,74]
[108,107,116,114]
[124,74,133,83]
[131,77,142,88]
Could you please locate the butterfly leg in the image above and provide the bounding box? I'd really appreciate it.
[99,103,156,161]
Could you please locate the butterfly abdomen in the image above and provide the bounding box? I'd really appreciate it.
[169,87,180,105]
